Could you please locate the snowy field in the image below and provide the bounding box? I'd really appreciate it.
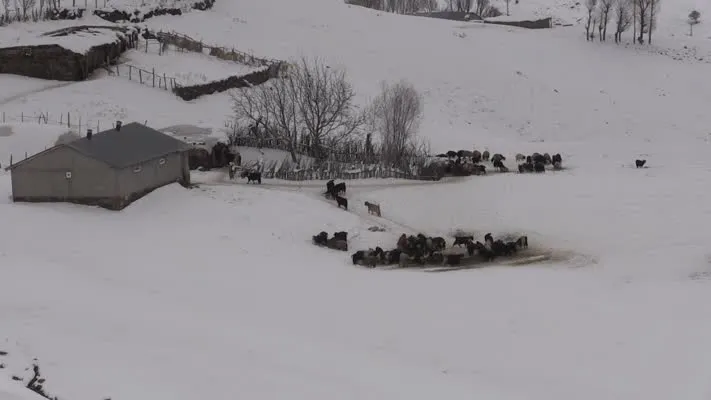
[2,0,711,398]
[0,17,117,47]
[0,73,232,133]
[0,123,69,166]
[121,46,264,86]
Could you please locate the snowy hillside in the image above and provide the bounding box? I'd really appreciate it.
[2,0,711,398]
[0,372,46,400]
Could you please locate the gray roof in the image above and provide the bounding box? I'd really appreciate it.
[5,122,191,171]
[67,122,190,168]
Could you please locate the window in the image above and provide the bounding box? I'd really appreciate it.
[65,171,72,179]
[133,166,142,173]
[159,158,166,166]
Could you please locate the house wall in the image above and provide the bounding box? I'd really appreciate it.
[10,146,117,200]
[116,151,186,198]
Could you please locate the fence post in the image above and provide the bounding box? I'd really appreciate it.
[145,39,148,53]
[67,112,70,128]
[163,73,167,90]
[152,68,155,87]
[139,69,143,84]
[21,112,23,122]
[128,65,132,80]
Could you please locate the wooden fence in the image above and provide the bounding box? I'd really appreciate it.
[250,158,422,181]
[154,30,283,68]
[109,63,177,91]
[231,135,372,164]
[269,166,423,181]
[111,34,282,97]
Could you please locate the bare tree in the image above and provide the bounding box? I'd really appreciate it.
[291,57,364,159]
[475,0,488,15]
[598,0,613,40]
[1,0,10,19]
[230,57,363,162]
[635,0,652,43]
[19,0,35,19]
[630,0,639,42]
[647,0,659,44]
[688,9,701,36]
[417,0,438,12]
[383,0,414,13]
[614,0,633,43]
[368,79,424,169]
[585,0,598,40]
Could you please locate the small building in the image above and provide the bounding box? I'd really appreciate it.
[5,121,191,210]
[0,26,137,81]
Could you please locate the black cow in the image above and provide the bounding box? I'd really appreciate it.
[241,170,262,184]
[335,195,348,210]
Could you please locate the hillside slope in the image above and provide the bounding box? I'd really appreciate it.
[138,0,711,155]
[2,0,711,399]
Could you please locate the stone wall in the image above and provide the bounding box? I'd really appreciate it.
[484,17,552,29]
[173,64,281,101]
[409,11,483,21]
[0,45,83,80]
[47,7,86,20]
[93,0,215,23]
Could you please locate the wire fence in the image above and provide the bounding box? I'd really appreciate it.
[111,33,281,94]
[0,110,147,133]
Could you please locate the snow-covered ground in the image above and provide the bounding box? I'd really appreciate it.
[0,371,46,400]
[0,17,117,47]
[2,0,711,398]
[121,46,263,86]
[0,123,70,166]
[0,72,232,133]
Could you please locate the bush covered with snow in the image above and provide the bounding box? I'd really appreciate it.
[92,0,214,23]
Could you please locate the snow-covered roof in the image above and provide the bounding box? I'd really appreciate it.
[4,26,135,55]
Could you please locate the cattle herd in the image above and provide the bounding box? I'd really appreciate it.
[325,179,348,209]
[312,228,530,269]
[351,232,530,268]
[432,149,564,177]
[313,231,349,251]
